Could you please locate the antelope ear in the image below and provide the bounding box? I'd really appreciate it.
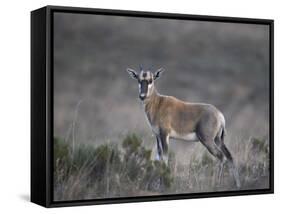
[127,68,138,80]
[153,68,164,80]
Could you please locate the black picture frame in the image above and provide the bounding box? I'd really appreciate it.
[31,5,274,208]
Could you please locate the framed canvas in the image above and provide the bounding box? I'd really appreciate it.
[31,5,274,207]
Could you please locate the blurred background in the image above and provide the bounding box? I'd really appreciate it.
[53,12,270,199]
[53,12,269,155]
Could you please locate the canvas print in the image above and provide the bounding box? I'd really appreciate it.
[53,11,270,201]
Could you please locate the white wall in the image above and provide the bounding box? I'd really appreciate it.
[0,0,279,213]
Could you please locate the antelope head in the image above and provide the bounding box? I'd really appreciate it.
[127,66,164,101]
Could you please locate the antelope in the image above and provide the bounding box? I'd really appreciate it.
[127,66,241,188]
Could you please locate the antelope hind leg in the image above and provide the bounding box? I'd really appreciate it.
[197,137,226,186]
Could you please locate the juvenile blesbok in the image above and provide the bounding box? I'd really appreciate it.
[127,66,241,188]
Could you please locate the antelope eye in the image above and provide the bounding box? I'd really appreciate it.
[148,79,152,84]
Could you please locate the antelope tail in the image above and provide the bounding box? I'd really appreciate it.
[221,126,226,142]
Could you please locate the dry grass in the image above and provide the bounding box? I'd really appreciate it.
[167,136,269,194]
[54,133,269,201]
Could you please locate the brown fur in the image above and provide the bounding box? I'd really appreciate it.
[144,88,221,138]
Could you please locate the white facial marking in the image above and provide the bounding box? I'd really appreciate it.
[139,70,144,80]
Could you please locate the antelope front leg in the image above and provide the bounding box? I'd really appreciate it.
[159,129,169,165]
[155,135,162,161]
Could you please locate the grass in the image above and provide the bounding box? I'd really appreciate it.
[169,138,269,194]
[54,134,172,201]
[54,134,269,201]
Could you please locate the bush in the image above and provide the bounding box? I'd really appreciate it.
[54,134,173,201]
[54,135,270,200]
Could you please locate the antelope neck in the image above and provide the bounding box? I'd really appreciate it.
[143,87,161,122]
[143,87,160,104]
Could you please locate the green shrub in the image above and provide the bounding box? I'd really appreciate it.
[54,134,270,200]
[250,137,269,154]
[54,133,173,200]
